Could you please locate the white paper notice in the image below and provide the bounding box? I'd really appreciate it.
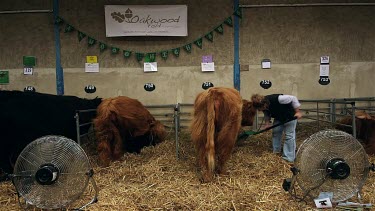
[85,63,99,73]
[23,67,33,75]
[314,197,332,209]
[144,62,158,72]
[201,62,215,72]
[320,64,329,76]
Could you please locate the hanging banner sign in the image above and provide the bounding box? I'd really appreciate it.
[104,5,188,37]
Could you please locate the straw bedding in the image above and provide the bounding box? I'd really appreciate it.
[1,124,374,210]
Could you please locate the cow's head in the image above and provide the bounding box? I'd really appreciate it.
[150,120,167,145]
[242,100,257,126]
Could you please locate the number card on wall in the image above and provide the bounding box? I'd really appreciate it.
[144,83,156,92]
[24,67,33,75]
[260,80,272,89]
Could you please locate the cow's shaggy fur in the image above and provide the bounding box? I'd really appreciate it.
[94,96,167,167]
[190,87,244,182]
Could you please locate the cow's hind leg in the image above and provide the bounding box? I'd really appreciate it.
[197,146,213,183]
[215,125,238,175]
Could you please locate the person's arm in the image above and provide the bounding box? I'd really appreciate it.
[262,110,272,128]
[278,95,303,119]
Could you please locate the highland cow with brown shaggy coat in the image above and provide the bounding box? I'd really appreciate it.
[94,96,167,167]
[190,87,244,182]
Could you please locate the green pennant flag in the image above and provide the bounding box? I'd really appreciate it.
[224,17,233,27]
[78,31,86,42]
[111,47,120,54]
[172,48,180,57]
[205,32,214,42]
[233,8,242,19]
[88,37,96,46]
[136,52,144,62]
[183,43,192,53]
[145,53,156,62]
[123,50,132,58]
[215,24,224,34]
[55,16,64,24]
[160,50,168,60]
[64,24,75,33]
[194,38,203,49]
[99,42,107,52]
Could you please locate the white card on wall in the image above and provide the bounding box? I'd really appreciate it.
[320,56,330,64]
[85,63,99,73]
[320,64,329,76]
[24,67,33,75]
[201,62,215,72]
[144,62,158,72]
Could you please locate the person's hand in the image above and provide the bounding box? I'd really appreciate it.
[260,122,271,130]
[294,111,303,119]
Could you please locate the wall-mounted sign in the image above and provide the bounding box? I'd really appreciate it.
[24,86,36,92]
[23,67,33,75]
[144,83,156,92]
[23,56,36,67]
[84,85,97,93]
[86,56,98,63]
[261,59,271,69]
[320,56,330,64]
[0,71,9,84]
[144,62,158,72]
[104,5,188,37]
[202,82,214,90]
[319,76,330,85]
[260,80,272,89]
[201,62,215,72]
[85,63,99,73]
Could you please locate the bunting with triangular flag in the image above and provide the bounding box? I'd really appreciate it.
[205,32,214,42]
[99,42,107,52]
[172,48,180,57]
[88,37,96,46]
[57,8,239,62]
[111,47,120,54]
[136,52,144,62]
[123,50,132,58]
[64,24,75,33]
[55,16,64,24]
[78,31,86,42]
[233,8,242,18]
[224,17,233,27]
[160,50,168,60]
[183,43,192,53]
[215,24,224,34]
[194,38,203,49]
[145,53,156,62]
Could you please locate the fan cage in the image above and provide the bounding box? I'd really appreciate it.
[293,130,370,203]
[12,135,92,209]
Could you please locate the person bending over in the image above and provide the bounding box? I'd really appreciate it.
[251,94,302,163]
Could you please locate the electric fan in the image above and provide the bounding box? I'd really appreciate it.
[10,135,98,210]
[284,130,375,203]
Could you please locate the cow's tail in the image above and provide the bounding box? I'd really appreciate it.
[94,98,122,165]
[206,91,216,173]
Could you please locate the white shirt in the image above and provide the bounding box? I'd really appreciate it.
[278,95,301,109]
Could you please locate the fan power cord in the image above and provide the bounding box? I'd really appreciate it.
[290,173,330,203]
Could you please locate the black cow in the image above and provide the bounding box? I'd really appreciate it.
[0,90,102,175]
